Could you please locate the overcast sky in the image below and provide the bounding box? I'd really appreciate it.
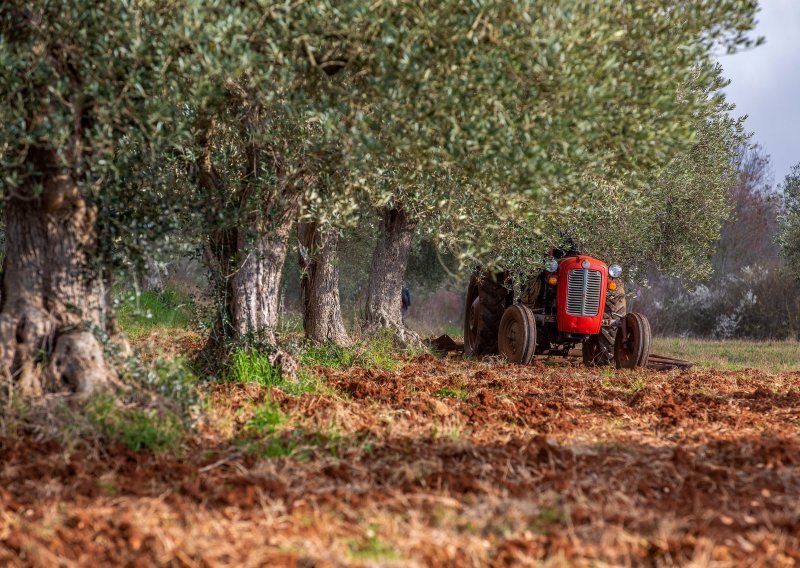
[720,0,800,186]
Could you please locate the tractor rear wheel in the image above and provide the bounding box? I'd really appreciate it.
[582,287,627,366]
[464,272,509,356]
[614,312,652,369]
[498,304,537,364]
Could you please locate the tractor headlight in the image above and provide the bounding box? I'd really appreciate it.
[545,259,559,273]
[608,264,622,278]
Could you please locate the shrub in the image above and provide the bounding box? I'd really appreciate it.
[643,264,800,340]
[299,331,414,372]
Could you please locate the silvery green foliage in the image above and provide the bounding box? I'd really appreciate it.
[340,1,759,208]
[1,1,760,270]
[459,88,747,286]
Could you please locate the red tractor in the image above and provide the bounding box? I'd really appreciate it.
[464,247,652,368]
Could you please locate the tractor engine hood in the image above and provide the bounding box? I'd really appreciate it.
[556,256,608,335]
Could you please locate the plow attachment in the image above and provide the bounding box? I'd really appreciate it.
[644,353,693,370]
[429,335,693,371]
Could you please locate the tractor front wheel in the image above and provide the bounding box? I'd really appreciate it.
[614,312,652,369]
[498,304,537,364]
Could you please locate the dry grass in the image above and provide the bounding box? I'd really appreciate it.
[654,336,800,373]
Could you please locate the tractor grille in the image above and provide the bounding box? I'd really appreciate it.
[566,268,602,317]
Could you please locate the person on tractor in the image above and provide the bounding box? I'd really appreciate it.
[401,287,411,320]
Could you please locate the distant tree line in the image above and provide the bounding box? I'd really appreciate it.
[640,147,800,340]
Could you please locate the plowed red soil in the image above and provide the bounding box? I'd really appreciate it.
[3,356,800,566]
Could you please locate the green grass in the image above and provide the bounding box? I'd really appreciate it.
[229,349,283,387]
[235,431,298,458]
[299,331,413,371]
[87,397,183,452]
[116,289,195,339]
[653,337,800,373]
[227,349,321,395]
[347,534,399,562]
[300,343,356,369]
[229,331,415,398]
[348,331,403,370]
[238,402,296,457]
[245,402,288,434]
[622,375,647,394]
[433,387,470,401]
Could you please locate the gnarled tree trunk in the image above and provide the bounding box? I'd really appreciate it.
[197,90,308,384]
[363,207,419,346]
[298,222,351,347]
[205,216,297,348]
[230,221,293,344]
[0,152,118,396]
[141,258,168,294]
[202,204,300,380]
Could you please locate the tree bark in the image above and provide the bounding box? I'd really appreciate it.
[0,151,118,396]
[299,222,351,347]
[141,258,168,294]
[230,222,292,344]
[363,207,419,346]
[205,218,297,349]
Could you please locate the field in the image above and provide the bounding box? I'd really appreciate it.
[654,337,800,373]
[2,321,800,567]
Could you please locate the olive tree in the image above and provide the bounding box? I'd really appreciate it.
[0,1,196,395]
[342,0,760,338]
[194,93,333,349]
[296,163,360,347]
[298,222,352,347]
[459,82,748,288]
[0,1,344,390]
